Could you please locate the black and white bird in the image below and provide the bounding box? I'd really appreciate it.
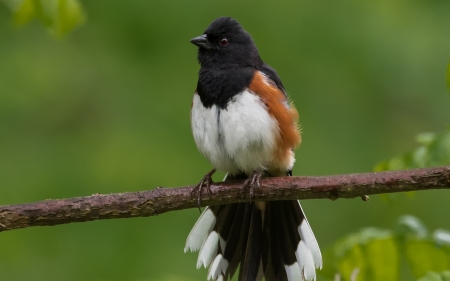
[185,17,322,281]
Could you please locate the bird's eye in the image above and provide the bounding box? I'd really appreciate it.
[219,37,229,46]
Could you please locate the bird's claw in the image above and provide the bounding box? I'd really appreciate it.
[243,170,262,198]
[191,169,216,212]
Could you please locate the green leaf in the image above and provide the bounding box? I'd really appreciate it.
[433,230,450,270]
[35,0,86,38]
[396,215,428,238]
[365,237,399,281]
[54,0,86,37]
[418,272,444,281]
[322,228,399,281]
[11,0,36,25]
[376,130,450,171]
[434,229,450,247]
[395,216,450,278]
[324,216,450,280]
[337,244,366,281]
[442,271,450,281]
[1,0,85,37]
[406,239,450,278]
[418,271,450,281]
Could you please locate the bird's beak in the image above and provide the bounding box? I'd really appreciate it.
[190,34,212,49]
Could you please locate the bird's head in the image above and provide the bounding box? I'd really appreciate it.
[191,17,262,69]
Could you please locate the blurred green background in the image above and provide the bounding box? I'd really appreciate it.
[1,0,450,280]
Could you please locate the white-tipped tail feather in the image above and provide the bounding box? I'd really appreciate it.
[284,262,302,281]
[208,254,229,280]
[298,205,323,269]
[295,240,316,281]
[185,207,216,253]
[185,201,322,281]
[197,231,220,268]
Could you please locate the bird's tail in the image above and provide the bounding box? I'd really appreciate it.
[184,199,322,281]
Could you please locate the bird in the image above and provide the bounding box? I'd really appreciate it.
[184,17,322,281]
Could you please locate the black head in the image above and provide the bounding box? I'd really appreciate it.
[191,17,262,69]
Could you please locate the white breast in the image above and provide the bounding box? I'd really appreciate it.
[191,90,280,176]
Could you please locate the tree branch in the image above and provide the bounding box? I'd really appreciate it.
[1,166,449,233]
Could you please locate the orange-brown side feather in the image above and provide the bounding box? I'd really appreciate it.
[248,72,301,171]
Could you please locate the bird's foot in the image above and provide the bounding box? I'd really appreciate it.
[191,168,216,212]
[243,170,263,198]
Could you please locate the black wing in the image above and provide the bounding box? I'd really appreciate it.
[259,63,287,97]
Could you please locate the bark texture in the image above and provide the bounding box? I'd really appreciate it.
[0,166,449,233]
